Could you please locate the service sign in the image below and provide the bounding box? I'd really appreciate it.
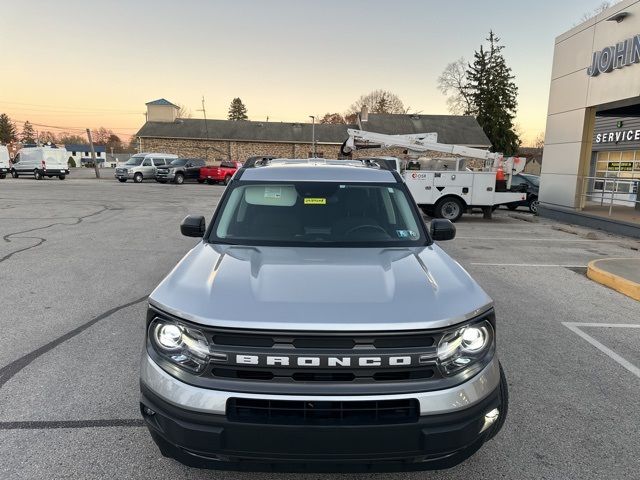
[595,129,640,144]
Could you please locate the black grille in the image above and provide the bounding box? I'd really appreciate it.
[203,327,443,385]
[227,398,419,425]
[210,332,436,350]
[210,366,437,382]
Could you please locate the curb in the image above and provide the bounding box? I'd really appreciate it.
[587,259,640,301]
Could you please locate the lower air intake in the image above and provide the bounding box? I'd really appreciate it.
[227,398,419,426]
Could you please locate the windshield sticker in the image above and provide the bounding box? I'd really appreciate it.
[304,198,326,205]
[264,187,282,199]
[396,230,418,239]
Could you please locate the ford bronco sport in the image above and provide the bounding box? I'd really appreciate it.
[140,158,508,472]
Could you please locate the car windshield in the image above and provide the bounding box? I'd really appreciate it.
[522,175,540,186]
[170,159,187,166]
[125,157,144,166]
[210,181,428,247]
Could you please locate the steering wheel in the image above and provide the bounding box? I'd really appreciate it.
[344,224,388,236]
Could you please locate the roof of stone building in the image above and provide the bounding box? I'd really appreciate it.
[145,98,178,107]
[136,114,491,147]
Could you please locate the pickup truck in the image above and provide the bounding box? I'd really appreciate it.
[199,161,242,185]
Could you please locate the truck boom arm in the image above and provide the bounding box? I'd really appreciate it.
[344,129,503,161]
[343,129,526,177]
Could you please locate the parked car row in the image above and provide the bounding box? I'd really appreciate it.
[114,153,244,185]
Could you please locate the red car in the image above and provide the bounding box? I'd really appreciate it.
[199,161,242,185]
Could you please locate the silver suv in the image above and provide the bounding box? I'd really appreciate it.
[140,158,508,472]
[115,153,177,183]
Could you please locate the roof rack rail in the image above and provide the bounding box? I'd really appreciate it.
[356,157,398,172]
[242,156,278,168]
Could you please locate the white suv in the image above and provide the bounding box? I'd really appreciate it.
[140,158,508,472]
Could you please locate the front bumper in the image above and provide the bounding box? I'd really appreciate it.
[140,354,504,470]
[115,170,133,179]
[155,172,176,181]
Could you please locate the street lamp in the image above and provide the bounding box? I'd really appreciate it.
[309,115,316,158]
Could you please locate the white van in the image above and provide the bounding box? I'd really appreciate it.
[11,147,70,180]
[114,153,178,183]
[0,145,9,179]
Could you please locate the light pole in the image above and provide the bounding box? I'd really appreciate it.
[309,115,316,158]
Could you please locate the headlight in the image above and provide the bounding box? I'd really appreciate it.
[149,318,210,373]
[437,320,494,376]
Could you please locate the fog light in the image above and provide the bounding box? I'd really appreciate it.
[480,408,499,433]
[143,406,156,416]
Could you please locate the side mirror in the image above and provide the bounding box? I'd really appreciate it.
[430,219,456,241]
[181,215,206,237]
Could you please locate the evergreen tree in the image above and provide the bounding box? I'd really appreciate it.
[0,114,17,144]
[20,121,36,144]
[228,98,248,121]
[466,31,520,155]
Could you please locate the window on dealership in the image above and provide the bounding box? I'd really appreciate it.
[588,150,640,211]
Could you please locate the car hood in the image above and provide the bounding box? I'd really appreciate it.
[149,243,493,332]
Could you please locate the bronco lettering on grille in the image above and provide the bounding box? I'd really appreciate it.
[235,355,414,368]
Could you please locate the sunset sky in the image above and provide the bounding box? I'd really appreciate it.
[1,0,606,145]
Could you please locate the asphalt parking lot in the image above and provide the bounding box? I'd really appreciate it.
[0,177,639,480]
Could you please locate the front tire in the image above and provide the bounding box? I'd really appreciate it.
[435,197,464,222]
[34,170,43,180]
[59,175,66,180]
[528,197,539,214]
[174,173,184,185]
[118,178,127,183]
[0,174,5,179]
[206,179,214,185]
[133,173,143,183]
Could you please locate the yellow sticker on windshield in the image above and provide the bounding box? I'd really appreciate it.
[304,198,326,205]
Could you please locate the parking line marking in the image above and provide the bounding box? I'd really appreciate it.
[470,263,587,268]
[457,237,625,243]
[0,419,144,430]
[562,322,640,378]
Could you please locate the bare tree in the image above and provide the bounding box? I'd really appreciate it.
[319,113,346,124]
[57,133,87,145]
[177,103,192,119]
[576,1,617,24]
[346,90,406,117]
[533,132,545,150]
[91,127,113,145]
[437,58,473,115]
[39,130,58,144]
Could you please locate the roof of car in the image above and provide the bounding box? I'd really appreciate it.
[239,159,398,183]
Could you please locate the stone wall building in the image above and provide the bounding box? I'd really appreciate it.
[134,99,491,165]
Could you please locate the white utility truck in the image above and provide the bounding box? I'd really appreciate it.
[0,145,10,179]
[342,129,527,221]
[11,146,70,180]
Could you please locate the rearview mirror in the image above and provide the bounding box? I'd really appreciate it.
[430,219,456,241]
[181,215,206,237]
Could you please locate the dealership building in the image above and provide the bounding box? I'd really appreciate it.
[540,0,640,237]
